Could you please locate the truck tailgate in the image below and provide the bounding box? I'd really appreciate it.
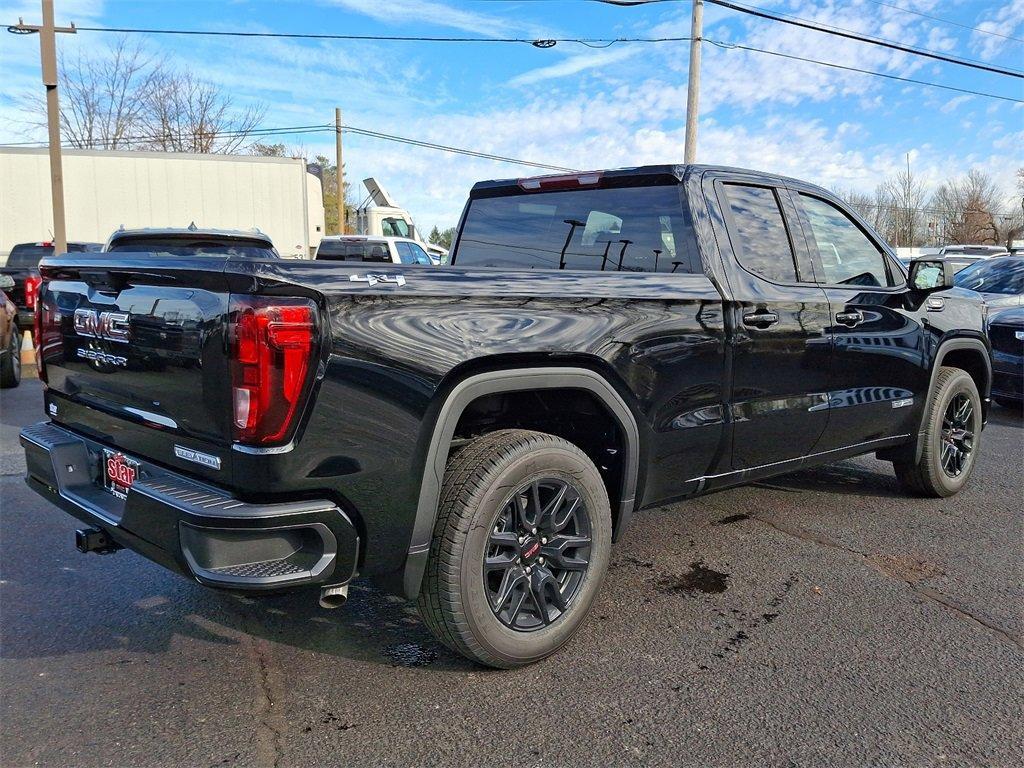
[39,256,234,466]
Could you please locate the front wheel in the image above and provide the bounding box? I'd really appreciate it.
[894,367,981,497]
[417,429,612,668]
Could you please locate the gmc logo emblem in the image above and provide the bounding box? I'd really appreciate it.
[74,309,131,343]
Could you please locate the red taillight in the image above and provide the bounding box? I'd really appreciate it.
[25,275,42,310]
[33,281,53,384]
[229,296,318,446]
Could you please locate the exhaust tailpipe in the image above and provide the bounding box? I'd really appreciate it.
[319,584,349,609]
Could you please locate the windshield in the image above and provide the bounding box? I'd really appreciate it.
[953,258,1024,295]
[6,244,53,268]
[107,237,277,258]
[316,240,391,262]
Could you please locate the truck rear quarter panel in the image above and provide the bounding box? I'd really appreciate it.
[231,260,727,577]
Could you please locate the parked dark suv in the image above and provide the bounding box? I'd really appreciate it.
[103,226,280,258]
[1,241,102,329]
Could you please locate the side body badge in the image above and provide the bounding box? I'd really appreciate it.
[349,274,406,287]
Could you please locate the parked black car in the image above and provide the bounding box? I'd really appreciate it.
[0,274,21,388]
[953,257,1023,409]
[0,241,102,329]
[953,255,1024,310]
[21,165,992,667]
[986,308,1023,409]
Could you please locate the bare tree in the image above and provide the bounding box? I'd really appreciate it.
[35,37,163,149]
[831,187,876,224]
[142,70,263,153]
[28,38,264,154]
[879,167,928,248]
[931,169,1004,245]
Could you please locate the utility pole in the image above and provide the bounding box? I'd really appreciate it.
[335,107,345,234]
[12,1,76,255]
[683,0,703,164]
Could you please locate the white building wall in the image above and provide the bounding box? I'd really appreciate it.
[0,148,325,261]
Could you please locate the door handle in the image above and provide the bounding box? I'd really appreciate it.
[835,309,864,327]
[742,310,779,329]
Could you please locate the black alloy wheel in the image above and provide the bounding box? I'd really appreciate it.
[940,392,975,478]
[484,478,592,631]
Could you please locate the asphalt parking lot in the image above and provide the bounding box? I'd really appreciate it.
[1,377,1021,767]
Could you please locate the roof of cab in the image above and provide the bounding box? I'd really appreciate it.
[106,226,273,244]
[468,164,815,196]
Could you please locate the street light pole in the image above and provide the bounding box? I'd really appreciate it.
[683,0,704,164]
[11,1,76,255]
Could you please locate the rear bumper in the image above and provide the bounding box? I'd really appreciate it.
[16,309,33,330]
[19,421,359,592]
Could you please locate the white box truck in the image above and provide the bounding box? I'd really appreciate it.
[0,147,325,261]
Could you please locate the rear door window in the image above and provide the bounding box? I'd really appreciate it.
[721,184,798,284]
[454,184,697,273]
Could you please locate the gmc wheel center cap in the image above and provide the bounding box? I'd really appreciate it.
[521,537,541,561]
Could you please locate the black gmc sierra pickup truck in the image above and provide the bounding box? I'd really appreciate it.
[20,165,990,668]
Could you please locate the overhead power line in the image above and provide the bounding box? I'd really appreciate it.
[58,24,692,49]
[707,40,1024,104]
[705,0,1024,79]
[0,122,578,172]
[567,0,1024,45]
[9,6,1020,77]
[860,0,1024,45]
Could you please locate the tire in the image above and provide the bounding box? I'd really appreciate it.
[894,367,981,497]
[417,429,612,668]
[0,325,21,389]
[993,396,1022,411]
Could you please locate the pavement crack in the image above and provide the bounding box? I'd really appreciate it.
[751,514,1024,652]
[240,612,287,768]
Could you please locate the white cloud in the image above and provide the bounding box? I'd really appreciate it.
[509,47,639,86]
[972,0,1024,59]
[940,94,974,113]
[323,0,549,38]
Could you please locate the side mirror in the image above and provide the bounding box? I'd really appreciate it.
[0,275,14,290]
[908,259,955,292]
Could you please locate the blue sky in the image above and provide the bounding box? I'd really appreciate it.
[2,0,1023,231]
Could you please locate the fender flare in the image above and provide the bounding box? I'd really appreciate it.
[401,367,641,599]
[914,337,991,463]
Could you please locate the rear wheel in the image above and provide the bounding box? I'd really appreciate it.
[0,326,21,389]
[894,367,981,497]
[417,429,612,668]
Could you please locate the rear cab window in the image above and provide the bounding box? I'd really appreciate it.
[453,184,699,273]
[720,184,799,284]
[6,244,54,268]
[108,237,278,258]
[315,240,392,262]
